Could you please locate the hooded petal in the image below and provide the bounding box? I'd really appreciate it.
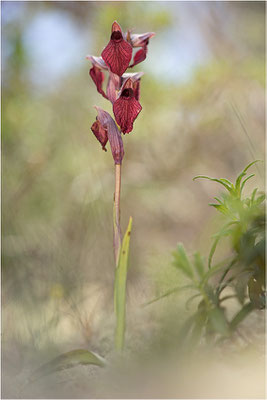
[127,32,155,47]
[106,71,121,103]
[121,71,144,82]
[127,32,155,67]
[94,106,124,164]
[121,72,144,101]
[101,21,132,76]
[89,65,108,99]
[86,55,108,70]
[113,78,142,134]
[91,119,108,151]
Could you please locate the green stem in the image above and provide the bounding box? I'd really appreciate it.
[113,164,122,265]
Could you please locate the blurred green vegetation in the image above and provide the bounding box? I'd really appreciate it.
[147,162,265,348]
[1,2,265,398]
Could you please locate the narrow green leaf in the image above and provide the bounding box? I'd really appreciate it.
[214,197,224,204]
[251,188,258,203]
[209,203,225,210]
[208,236,220,269]
[193,252,205,278]
[193,176,233,193]
[216,258,238,297]
[200,261,226,287]
[254,194,265,205]
[143,284,197,307]
[190,310,207,345]
[185,293,202,310]
[114,216,132,351]
[204,283,217,304]
[230,302,254,330]
[177,314,196,345]
[208,307,230,336]
[173,243,195,279]
[29,349,105,383]
[208,222,238,268]
[240,174,255,194]
[209,203,229,215]
[235,160,261,192]
[220,178,234,188]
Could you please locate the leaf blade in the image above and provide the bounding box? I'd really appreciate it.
[29,349,105,383]
[114,216,133,351]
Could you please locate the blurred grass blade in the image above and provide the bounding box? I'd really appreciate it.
[143,284,197,307]
[114,216,132,351]
[193,252,205,278]
[29,349,106,383]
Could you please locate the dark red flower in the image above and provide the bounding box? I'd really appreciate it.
[101,21,132,76]
[89,65,108,99]
[113,78,142,134]
[94,106,124,165]
[91,119,108,151]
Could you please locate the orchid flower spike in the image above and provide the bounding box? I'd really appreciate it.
[88,21,155,157]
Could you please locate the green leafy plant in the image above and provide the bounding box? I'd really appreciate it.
[148,161,265,345]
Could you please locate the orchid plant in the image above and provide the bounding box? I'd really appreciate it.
[28,22,155,382]
[87,21,155,350]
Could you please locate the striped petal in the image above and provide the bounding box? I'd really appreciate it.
[102,21,132,76]
[113,78,142,134]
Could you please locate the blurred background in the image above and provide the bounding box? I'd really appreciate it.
[2,1,265,398]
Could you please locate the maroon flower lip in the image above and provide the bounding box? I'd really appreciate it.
[113,78,142,134]
[101,21,132,76]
